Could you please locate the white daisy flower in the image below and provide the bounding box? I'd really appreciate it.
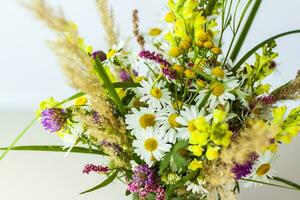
[157,105,180,143]
[138,78,171,109]
[185,178,208,195]
[195,78,239,110]
[132,127,171,165]
[125,107,159,134]
[175,105,206,140]
[244,151,277,187]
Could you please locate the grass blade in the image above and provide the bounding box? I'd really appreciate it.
[230,0,262,61]
[241,178,299,191]
[272,176,300,190]
[0,116,39,160]
[94,57,126,114]
[80,170,119,195]
[112,82,140,88]
[0,92,85,160]
[232,29,300,73]
[0,145,105,155]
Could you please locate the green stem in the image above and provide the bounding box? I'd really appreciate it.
[241,178,299,191]
[230,0,262,61]
[0,146,105,155]
[272,176,300,190]
[222,0,254,67]
[232,29,300,73]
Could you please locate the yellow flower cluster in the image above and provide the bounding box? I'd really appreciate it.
[188,109,233,171]
[164,0,221,58]
[267,106,300,152]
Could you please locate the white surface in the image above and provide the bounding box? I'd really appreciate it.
[0,0,300,199]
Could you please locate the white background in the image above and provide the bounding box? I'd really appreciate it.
[0,0,300,199]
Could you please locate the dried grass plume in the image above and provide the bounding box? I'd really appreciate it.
[96,0,118,48]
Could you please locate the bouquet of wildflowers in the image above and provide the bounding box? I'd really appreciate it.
[2,0,300,199]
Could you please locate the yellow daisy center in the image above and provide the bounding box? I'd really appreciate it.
[139,114,156,129]
[144,138,158,152]
[184,69,196,79]
[150,88,163,99]
[188,120,197,132]
[212,83,225,97]
[212,67,225,78]
[168,114,181,128]
[107,49,117,59]
[149,28,162,36]
[256,163,271,177]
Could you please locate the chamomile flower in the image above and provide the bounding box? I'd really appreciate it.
[125,107,159,134]
[244,151,277,187]
[138,79,171,109]
[175,105,205,140]
[195,78,239,109]
[105,40,126,60]
[132,127,171,165]
[185,178,208,195]
[157,105,180,143]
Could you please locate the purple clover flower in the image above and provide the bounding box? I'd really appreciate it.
[41,108,67,132]
[119,70,131,82]
[232,153,258,180]
[128,165,165,200]
[83,164,109,174]
[92,50,107,61]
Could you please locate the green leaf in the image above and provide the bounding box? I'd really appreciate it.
[94,57,126,115]
[112,82,140,89]
[232,29,300,73]
[159,150,172,175]
[0,145,105,155]
[241,178,300,191]
[230,0,262,61]
[272,176,300,190]
[0,92,85,161]
[159,141,188,174]
[80,170,119,195]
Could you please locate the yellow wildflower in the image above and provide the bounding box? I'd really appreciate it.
[188,159,203,171]
[169,47,182,57]
[74,96,88,106]
[203,40,214,49]
[189,145,203,156]
[165,12,175,23]
[206,146,219,161]
[211,47,222,55]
